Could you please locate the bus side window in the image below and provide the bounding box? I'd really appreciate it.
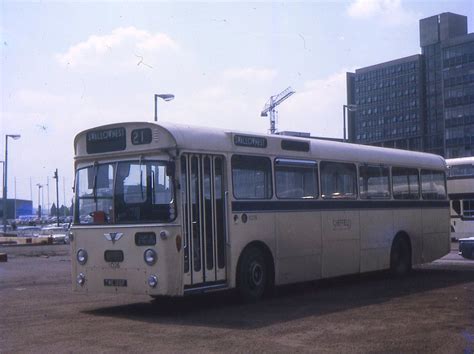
[359,165,390,199]
[421,170,447,200]
[463,200,474,217]
[449,164,474,177]
[231,155,272,199]
[274,159,318,199]
[392,167,419,200]
[320,161,357,199]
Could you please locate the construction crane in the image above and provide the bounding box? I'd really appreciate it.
[260,86,295,134]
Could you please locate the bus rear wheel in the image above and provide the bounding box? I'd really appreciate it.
[390,236,412,276]
[238,247,267,303]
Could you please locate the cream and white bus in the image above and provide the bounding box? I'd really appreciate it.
[71,122,450,301]
[447,157,474,240]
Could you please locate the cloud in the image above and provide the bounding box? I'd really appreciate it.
[167,84,268,133]
[278,70,350,138]
[222,67,277,82]
[171,69,352,139]
[55,26,180,70]
[346,0,416,26]
[16,89,66,106]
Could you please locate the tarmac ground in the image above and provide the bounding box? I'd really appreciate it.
[0,243,473,353]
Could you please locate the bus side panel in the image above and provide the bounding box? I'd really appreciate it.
[321,210,360,278]
[227,212,276,289]
[448,178,473,195]
[275,211,322,285]
[422,207,450,263]
[448,177,474,240]
[359,209,393,272]
[453,218,474,237]
[392,209,423,265]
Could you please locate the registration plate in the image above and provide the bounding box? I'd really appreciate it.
[104,279,128,287]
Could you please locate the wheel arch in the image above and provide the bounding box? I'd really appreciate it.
[390,230,414,276]
[236,240,275,291]
[392,231,413,255]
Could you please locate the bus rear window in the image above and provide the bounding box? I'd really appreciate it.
[232,155,272,199]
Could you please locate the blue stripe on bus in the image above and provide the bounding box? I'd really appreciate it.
[447,175,474,181]
[231,200,449,213]
[448,193,474,200]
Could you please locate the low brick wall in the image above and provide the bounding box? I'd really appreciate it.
[0,236,52,245]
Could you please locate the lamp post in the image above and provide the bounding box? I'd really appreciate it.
[154,94,175,122]
[53,169,60,226]
[3,134,21,233]
[0,161,3,226]
[343,104,358,142]
[36,184,43,219]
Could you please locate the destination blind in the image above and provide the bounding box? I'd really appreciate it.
[234,134,267,148]
[86,127,126,154]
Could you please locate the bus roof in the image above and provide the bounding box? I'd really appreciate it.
[446,157,474,166]
[74,121,447,170]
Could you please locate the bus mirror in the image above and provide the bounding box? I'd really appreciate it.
[166,161,175,177]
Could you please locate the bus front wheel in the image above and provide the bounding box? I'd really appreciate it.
[237,246,267,302]
[390,235,412,276]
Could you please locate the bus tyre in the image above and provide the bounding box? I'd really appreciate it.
[238,247,267,303]
[390,236,412,276]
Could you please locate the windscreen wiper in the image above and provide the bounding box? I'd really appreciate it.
[139,156,144,200]
[92,163,98,203]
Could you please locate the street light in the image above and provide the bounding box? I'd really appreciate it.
[3,134,21,233]
[154,94,175,122]
[0,161,4,219]
[36,184,43,219]
[53,169,60,226]
[343,104,358,142]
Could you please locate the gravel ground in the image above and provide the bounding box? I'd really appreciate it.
[0,244,473,353]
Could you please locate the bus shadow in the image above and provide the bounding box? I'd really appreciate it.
[84,268,474,330]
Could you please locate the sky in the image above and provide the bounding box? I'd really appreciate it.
[1,0,473,211]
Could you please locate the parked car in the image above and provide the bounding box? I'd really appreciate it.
[39,227,68,244]
[16,226,41,237]
[458,237,474,260]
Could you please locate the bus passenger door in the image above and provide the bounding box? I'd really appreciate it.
[181,154,227,289]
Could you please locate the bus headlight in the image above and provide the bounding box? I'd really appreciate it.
[77,249,88,265]
[77,273,86,286]
[148,275,158,288]
[144,249,157,266]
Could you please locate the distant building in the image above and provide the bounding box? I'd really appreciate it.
[0,199,34,219]
[347,12,474,158]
